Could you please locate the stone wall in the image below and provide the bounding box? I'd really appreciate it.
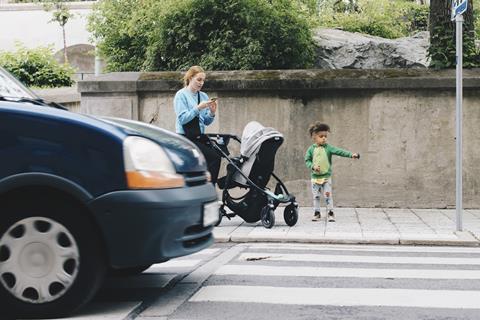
[78,69,480,208]
[35,86,81,113]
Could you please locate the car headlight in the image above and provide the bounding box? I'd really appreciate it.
[123,136,185,189]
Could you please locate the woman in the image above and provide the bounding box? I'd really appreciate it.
[174,65,221,184]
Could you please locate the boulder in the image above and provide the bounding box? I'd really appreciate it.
[54,44,96,79]
[314,28,430,69]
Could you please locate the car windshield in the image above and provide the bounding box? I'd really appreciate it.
[0,66,37,99]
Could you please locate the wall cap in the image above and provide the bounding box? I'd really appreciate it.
[78,69,480,94]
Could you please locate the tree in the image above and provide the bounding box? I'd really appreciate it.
[43,0,74,64]
[428,0,479,68]
[89,0,317,71]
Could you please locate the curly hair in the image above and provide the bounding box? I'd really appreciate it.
[308,122,330,136]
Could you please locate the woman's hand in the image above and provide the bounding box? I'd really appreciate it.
[197,101,211,110]
[209,100,217,115]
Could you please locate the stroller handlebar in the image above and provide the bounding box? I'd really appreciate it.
[205,133,241,144]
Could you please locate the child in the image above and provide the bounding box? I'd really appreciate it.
[305,122,359,222]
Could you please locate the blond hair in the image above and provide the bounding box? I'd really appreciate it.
[183,65,205,87]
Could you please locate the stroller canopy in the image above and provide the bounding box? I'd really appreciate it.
[234,121,283,185]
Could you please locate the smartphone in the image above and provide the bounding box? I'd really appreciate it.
[210,97,217,102]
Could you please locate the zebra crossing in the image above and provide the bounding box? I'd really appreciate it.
[54,247,223,320]
[167,243,480,320]
[57,243,480,319]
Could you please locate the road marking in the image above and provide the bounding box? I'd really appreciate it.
[190,248,220,256]
[215,265,480,279]
[142,245,246,317]
[239,253,480,265]
[190,285,480,309]
[144,259,201,273]
[247,243,480,254]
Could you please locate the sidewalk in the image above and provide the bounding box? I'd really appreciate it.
[213,207,480,246]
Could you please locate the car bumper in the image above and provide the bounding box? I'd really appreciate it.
[88,183,217,268]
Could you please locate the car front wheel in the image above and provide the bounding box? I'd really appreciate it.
[0,199,106,319]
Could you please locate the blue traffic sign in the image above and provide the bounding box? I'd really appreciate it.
[452,0,468,20]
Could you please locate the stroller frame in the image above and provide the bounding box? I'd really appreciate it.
[206,133,298,228]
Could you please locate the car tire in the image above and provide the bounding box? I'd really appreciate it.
[0,198,106,319]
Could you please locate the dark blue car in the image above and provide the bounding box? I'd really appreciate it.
[0,67,218,318]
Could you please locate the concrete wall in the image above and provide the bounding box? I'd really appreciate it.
[0,2,92,52]
[78,69,480,209]
[35,86,81,113]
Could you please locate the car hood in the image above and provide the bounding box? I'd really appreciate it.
[99,117,207,173]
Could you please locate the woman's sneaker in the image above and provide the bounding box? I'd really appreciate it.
[312,211,321,221]
[327,210,335,222]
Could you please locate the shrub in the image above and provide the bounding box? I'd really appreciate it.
[0,44,74,88]
[88,0,316,71]
[87,0,161,72]
[475,8,480,40]
[428,1,479,69]
[319,0,429,39]
[147,0,316,71]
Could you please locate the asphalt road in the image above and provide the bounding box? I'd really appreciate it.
[59,243,480,320]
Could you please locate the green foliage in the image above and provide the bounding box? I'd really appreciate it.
[88,0,176,72]
[428,2,480,69]
[319,0,429,39]
[475,8,480,40]
[0,44,74,88]
[43,0,74,27]
[88,0,316,71]
[428,26,479,69]
[11,0,94,2]
[405,3,429,33]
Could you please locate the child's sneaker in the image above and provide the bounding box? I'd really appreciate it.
[327,210,335,222]
[312,211,321,221]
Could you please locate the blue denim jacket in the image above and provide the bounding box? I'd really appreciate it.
[174,87,215,134]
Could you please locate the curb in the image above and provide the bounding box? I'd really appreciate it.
[213,232,480,247]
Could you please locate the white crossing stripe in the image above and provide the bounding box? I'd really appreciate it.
[143,249,218,273]
[190,248,220,256]
[240,253,480,265]
[215,265,480,279]
[248,243,480,254]
[190,285,480,309]
[144,259,201,273]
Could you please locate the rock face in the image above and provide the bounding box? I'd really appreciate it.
[54,44,95,74]
[314,28,430,69]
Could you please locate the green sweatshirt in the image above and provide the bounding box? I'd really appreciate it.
[305,143,352,179]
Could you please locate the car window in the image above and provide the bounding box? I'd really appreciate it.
[0,67,37,99]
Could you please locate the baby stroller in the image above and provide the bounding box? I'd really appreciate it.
[207,121,298,228]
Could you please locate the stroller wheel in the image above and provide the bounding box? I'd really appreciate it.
[284,204,298,227]
[261,206,275,229]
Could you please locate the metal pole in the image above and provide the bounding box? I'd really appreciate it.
[94,46,102,77]
[455,14,463,231]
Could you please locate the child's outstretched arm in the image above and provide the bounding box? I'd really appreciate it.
[329,145,353,158]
